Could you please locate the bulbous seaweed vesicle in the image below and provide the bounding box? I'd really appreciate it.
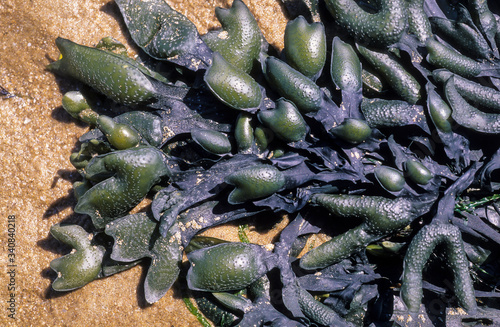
[357,44,421,104]
[46,0,500,324]
[404,159,433,185]
[49,224,106,291]
[75,147,170,229]
[427,87,453,133]
[97,115,141,150]
[329,118,372,144]
[48,37,157,105]
[202,0,263,73]
[62,90,99,125]
[284,16,326,80]
[445,76,500,134]
[187,243,270,292]
[234,112,254,153]
[361,98,428,131]
[225,164,285,204]
[374,166,406,192]
[330,37,362,93]
[257,98,308,142]
[300,194,417,270]
[324,0,407,47]
[204,52,262,110]
[426,37,482,78]
[62,91,91,118]
[401,223,477,314]
[264,56,323,113]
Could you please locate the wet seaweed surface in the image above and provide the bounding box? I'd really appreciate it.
[45,0,500,326]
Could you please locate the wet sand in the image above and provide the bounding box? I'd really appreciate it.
[0,1,287,325]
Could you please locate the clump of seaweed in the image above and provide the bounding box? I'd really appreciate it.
[46,0,500,325]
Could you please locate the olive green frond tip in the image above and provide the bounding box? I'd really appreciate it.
[69,139,111,170]
[104,212,158,262]
[143,246,182,304]
[193,294,240,327]
[374,166,406,192]
[191,129,232,155]
[49,223,105,291]
[186,243,269,292]
[49,37,157,105]
[257,99,308,143]
[225,164,285,204]
[204,52,262,111]
[202,0,263,73]
[46,60,61,73]
[329,118,371,144]
[284,16,326,80]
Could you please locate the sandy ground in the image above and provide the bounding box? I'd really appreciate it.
[0,0,288,326]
